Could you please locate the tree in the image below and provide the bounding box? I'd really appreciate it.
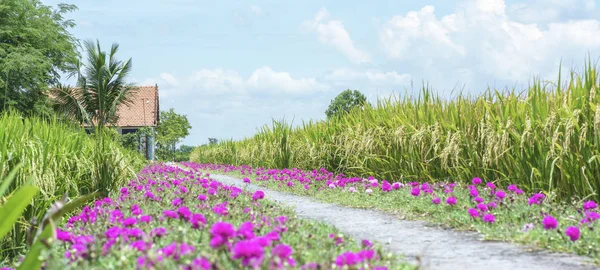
[325,89,368,119]
[0,0,79,116]
[156,108,192,161]
[208,138,218,145]
[52,39,136,129]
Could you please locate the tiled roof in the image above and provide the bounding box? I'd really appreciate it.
[114,85,160,127]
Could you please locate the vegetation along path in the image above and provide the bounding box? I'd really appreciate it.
[205,173,597,270]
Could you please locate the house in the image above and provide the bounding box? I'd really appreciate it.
[111,85,160,160]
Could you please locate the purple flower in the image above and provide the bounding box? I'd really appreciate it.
[468,208,479,218]
[190,257,211,270]
[473,197,484,203]
[472,177,482,185]
[583,200,598,210]
[361,239,373,248]
[122,217,137,227]
[432,197,441,204]
[197,194,207,201]
[243,177,251,183]
[446,196,457,206]
[495,190,506,200]
[410,187,420,197]
[522,223,535,232]
[469,188,479,197]
[237,222,255,239]
[232,239,264,267]
[190,213,206,229]
[507,184,518,192]
[528,193,545,206]
[210,222,235,248]
[163,210,179,219]
[486,182,496,190]
[172,198,183,206]
[482,214,496,223]
[476,203,488,212]
[140,215,152,223]
[565,226,580,241]
[252,190,265,201]
[335,252,360,267]
[543,215,558,230]
[151,227,167,238]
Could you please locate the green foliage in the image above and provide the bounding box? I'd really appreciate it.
[208,138,218,145]
[172,145,194,162]
[325,89,368,119]
[0,164,39,242]
[192,60,600,201]
[118,127,154,152]
[156,108,192,161]
[0,0,79,115]
[52,39,135,129]
[0,111,146,259]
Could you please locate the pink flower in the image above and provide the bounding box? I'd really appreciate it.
[469,188,479,197]
[232,240,264,267]
[190,214,206,229]
[140,215,152,223]
[365,188,373,194]
[122,217,137,227]
[495,190,506,200]
[197,194,207,201]
[237,222,255,239]
[486,182,496,190]
[468,208,479,218]
[473,197,484,203]
[476,203,488,212]
[583,200,597,210]
[163,210,179,219]
[565,226,580,241]
[432,197,441,204]
[172,198,183,206]
[446,196,457,206]
[210,222,235,248]
[543,215,558,230]
[482,214,496,223]
[507,184,518,192]
[410,187,420,197]
[472,177,482,185]
[252,190,265,201]
[243,177,251,183]
[528,193,545,206]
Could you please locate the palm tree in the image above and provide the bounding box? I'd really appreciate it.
[53,39,137,130]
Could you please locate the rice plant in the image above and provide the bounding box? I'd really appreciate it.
[0,111,146,260]
[191,60,600,201]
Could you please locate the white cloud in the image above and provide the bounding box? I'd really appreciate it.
[379,0,600,83]
[302,8,371,64]
[325,68,411,86]
[508,0,596,23]
[250,5,262,15]
[159,72,180,87]
[247,66,329,95]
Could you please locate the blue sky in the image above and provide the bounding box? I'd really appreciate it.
[43,0,600,146]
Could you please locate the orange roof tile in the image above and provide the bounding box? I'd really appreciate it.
[114,85,160,127]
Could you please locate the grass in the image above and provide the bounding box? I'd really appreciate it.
[191,59,600,201]
[194,163,600,265]
[0,111,147,260]
[1,164,414,270]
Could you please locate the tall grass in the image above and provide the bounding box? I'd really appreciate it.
[0,111,146,259]
[191,61,600,200]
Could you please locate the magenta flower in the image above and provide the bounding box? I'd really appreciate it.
[163,210,179,219]
[190,257,211,270]
[486,182,496,190]
[243,177,251,183]
[210,222,235,248]
[543,215,558,230]
[432,197,441,204]
[381,181,392,192]
[473,197,484,203]
[140,215,152,223]
[583,200,598,210]
[472,177,482,185]
[468,208,479,218]
[528,193,545,206]
[446,196,457,206]
[495,190,506,200]
[197,194,207,201]
[410,187,420,197]
[190,213,206,229]
[232,240,264,267]
[172,197,183,206]
[507,184,518,192]
[335,252,360,267]
[122,217,137,227]
[361,239,373,248]
[565,226,580,241]
[469,188,479,197]
[482,214,496,223]
[252,190,265,201]
[476,203,488,212]
[237,222,255,239]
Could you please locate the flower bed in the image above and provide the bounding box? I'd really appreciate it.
[187,162,600,263]
[1,164,411,270]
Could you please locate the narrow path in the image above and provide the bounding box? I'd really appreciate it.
[209,174,598,270]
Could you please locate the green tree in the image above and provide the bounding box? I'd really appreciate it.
[52,39,136,129]
[208,138,218,145]
[325,89,368,119]
[0,0,79,116]
[156,108,192,161]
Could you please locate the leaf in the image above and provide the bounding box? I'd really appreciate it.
[0,162,22,197]
[18,191,99,269]
[0,184,39,241]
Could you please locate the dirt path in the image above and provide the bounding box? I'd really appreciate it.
[208,174,598,270]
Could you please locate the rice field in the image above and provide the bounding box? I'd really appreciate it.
[191,61,600,201]
[0,112,146,260]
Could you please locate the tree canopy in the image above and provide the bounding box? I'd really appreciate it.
[0,0,79,115]
[156,108,192,160]
[325,89,368,119]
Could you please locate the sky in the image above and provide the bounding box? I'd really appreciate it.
[42,0,600,146]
